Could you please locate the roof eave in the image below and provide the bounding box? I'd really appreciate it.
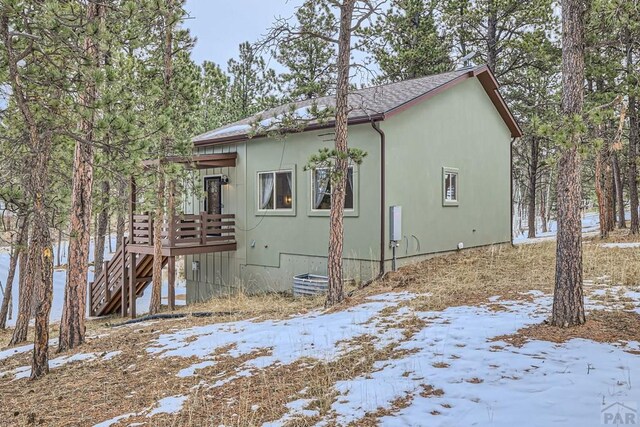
[472,66,523,138]
[193,113,385,147]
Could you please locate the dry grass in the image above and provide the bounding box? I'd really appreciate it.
[495,310,640,348]
[1,238,640,426]
[348,240,640,312]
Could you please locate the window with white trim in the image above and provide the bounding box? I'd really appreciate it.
[443,167,459,206]
[258,170,293,210]
[312,166,354,210]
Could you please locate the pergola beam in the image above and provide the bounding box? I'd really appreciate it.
[141,153,237,170]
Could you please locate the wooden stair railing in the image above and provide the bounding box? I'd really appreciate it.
[89,237,168,317]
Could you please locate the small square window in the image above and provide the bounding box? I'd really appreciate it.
[443,168,459,206]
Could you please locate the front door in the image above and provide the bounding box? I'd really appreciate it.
[205,176,222,215]
[204,177,223,237]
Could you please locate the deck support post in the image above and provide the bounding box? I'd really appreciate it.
[129,176,136,243]
[200,211,206,245]
[120,236,128,317]
[88,281,93,316]
[129,251,137,319]
[168,256,176,310]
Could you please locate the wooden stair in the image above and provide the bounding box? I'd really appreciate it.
[89,237,168,317]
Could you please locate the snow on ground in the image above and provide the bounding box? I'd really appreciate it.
[513,211,601,244]
[120,290,639,426]
[0,236,186,327]
[601,242,640,249]
[93,395,187,427]
[148,292,415,376]
[0,350,121,380]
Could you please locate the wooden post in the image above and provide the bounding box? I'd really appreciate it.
[168,256,176,310]
[148,211,154,247]
[200,211,206,245]
[129,177,136,242]
[168,186,176,247]
[88,281,93,317]
[129,251,137,319]
[104,261,111,302]
[121,236,128,317]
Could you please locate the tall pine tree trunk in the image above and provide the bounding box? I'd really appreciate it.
[605,152,615,232]
[0,216,28,329]
[539,180,548,233]
[595,144,610,238]
[527,137,539,238]
[59,1,103,352]
[94,180,110,277]
[116,179,126,249]
[150,173,165,315]
[150,0,175,315]
[552,0,586,327]
[629,95,639,234]
[486,0,498,72]
[30,191,54,380]
[325,0,355,308]
[613,152,626,228]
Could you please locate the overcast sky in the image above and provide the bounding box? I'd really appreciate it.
[184,0,304,69]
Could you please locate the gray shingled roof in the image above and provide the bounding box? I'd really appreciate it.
[192,67,478,144]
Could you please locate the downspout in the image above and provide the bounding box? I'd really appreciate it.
[372,120,386,276]
[510,137,516,245]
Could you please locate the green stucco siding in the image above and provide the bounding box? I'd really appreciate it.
[382,77,512,263]
[185,125,383,299]
[185,76,513,301]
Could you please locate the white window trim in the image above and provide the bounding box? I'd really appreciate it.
[310,165,356,213]
[256,169,295,213]
[442,167,459,207]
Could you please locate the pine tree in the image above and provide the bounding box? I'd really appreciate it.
[441,0,554,80]
[274,0,337,99]
[59,0,105,353]
[364,0,452,82]
[552,0,586,328]
[227,42,278,120]
[197,61,231,133]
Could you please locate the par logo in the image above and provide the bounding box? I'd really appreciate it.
[602,401,638,425]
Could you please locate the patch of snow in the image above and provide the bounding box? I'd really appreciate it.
[513,211,602,244]
[3,352,98,380]
[314,293,640,426]
[208,124,251,137]
[146,395,187,417]
[92,412,136,427]
[0,343,33,361]
[176,360,216,378]
[601,242,640,249]
[148,292,415,366]
[146,292,415,391]
[101,351,122,361]
[262,398,319,427]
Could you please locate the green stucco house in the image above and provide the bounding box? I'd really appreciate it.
[181,65,522,302]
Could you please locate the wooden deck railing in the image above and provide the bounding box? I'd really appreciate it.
[90,236,129,316]
[130,212,235,247]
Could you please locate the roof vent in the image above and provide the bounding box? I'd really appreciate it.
[458,52,479,69]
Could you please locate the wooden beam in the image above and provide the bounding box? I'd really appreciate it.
[141,153,237,169]
[168,256,176,310]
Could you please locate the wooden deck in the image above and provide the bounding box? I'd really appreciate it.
[89,213,236,317]
[128,212,237,256]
